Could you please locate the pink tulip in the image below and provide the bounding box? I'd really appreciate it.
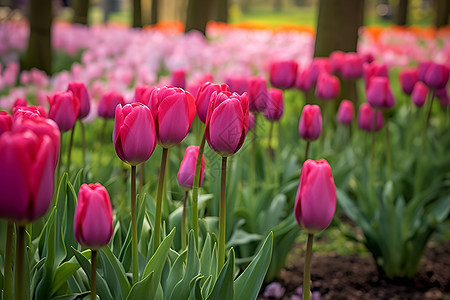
[330,51,346,74]
[13,105,47,122]
[113,103,157,166]
[295,68,313,92]
[294,159,336,233]
[337,100,354,124]
[248,112,255,131]
[358,103,383,132]
[13,98,27,108]
[133,85,155,107]
[187,73,214,99]
[48,91,80,132]
[225,76,248,95]
[68,81,90,119]
[0,111,13,135]
[98,91,126,119]
[417,61,432,82]
[299,104,322,141]
[74,183,113,249]
[363,62,389,89]
[315,72,340,100]
[399,68,418,95]
[196,82,229,123]
[248,76,268,112]
[411,82,428,108]
[177,146,205,190]
[149,86,196,148]
[0,130,56,222]
[205,91,249,157]
[269,60,298,89]
[341,53,363,80]
[366,76,395,109]
[423,62,449,90]
[264,88,284,121]
[308,58,331,87]
[170,69,186,89]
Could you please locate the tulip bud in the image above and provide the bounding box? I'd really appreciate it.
[299,104,322,141]
[248,76,269,112]
[330,51,345,74]
[98,91,126,119]
[113,103,157,165]
[411,82,428,108]
[177,146,205,190]
[133,85,155,106]
[225,76,249,95]
[74,183,113,249]
[341,53,363,80]
[170,69,186,89]
[205,91,249,157]
[366,76,395,109]
[264,88,284,121]
[423,62,449,90]
[48,91,80,132]
[269,60,298,89]
[363,62,389,89]
[308,58,331,87]
[13,105,47,122]
[68,81,90,119]
[337,100,354,125]
[295,68,313,92]
[294,159,336,233]
[315,72,340,100]
[149,86,196,148]
[196,82,230,123]
[13,98,27,108]
[399,68,418,95]
[0,111,13,135]
[358,103,383,132]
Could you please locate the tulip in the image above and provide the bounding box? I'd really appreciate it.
[177,146,205,190]
[411,82,428,108]
[337,100,354,125]
[417,61,432,82]
[74,183,113,249]
[399,68,418,95]
[248,112,256,130]
[0,130,55,223]
[149,86,196,148]
[196,82,229,123]
[269,60,298,89]
[205,91,249,157]
[315,72,340,100]
[423,62,449,90]
[248,76,269,112]
[133,85,155,106]
[294,159,336,233]
[13,105,47,122]
[330,51,345,74]
[113,103,157,166]
[98,91,126,119]
[295,67,313,92]
[341,53,363,80]
[366,76,395,109]
[187,73,214,99]
[299,104,322,141]
[225,76,248,95]
[0,111,13,135]
[48,91,80,132]
[170,69,186,89]
[264,88,284,121]
[13,98,27,108]
[68,81,90,119]
[358,103,383,132]
[363,62,389,89]
[308,58,331,87]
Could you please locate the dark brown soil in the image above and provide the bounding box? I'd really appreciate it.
[259,240,450,300]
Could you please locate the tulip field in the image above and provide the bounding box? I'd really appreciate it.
[0,19,450,300]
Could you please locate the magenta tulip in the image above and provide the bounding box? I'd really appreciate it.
[196,82,230,123]
[13,106,47,122]
[113,103,157,165]
[13,98,27,108]
[48,91,80,132]
[411,82,428,108]
[133,85,155,107]
[337,100,354,125]
[423,62,449,90]
[366,76,395,109]
[149,86,196,148]
[248,76,268,112]
[98,91,126,119]
[399,68,418,95]
[363,62,389,89]
[248,112,256,131]
[308,58,331,87]
[299,104,322,141]
[0,111,12,135]
[341,53,363,79]
[315,72,340,100]
[225,76,248,95]
[294,159,336,233]
[417,61,432,82]
[295,68,313,92]
[269,60,298,89]
[264,88,284,121]
[170,69,186,89]
[330,51,345,74]
[68,81,90,119]
[358,103,383,132]
[0,130,56,223]
[177,146,205,190]
[205,91,249,157]
[74,183,113,249]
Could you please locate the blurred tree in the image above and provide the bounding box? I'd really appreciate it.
[73,0,90,25]
[211,0,228,23]
[22,0,52,74]
[151,0,158,25]
[185,0,212,34]
[395,0,408,25]
[273,0,282,12]
[133,0,142,27]
[434,0,449,27]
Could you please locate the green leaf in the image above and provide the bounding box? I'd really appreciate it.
[50,291,90,299]
[99,246,131,299]
[125,272,154,300]
[164,250,187,297]
[206,248,235,300]
[189,275,204,300]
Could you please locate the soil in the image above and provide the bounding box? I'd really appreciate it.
[259,240,450,300]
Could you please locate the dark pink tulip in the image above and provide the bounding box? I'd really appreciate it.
[417,61,432,82]
[308,58,331,87]
[330,51,346,74]
[68,81,90,119]
[337,100,354,125]
[295,68,313,92]
[74,183,113,249]
[294,159,336,233]
[438,92,450,106]
[248,112,255,131]
[358,103,383,132]
[170,69,186,89]
[299,104,322,141]
[13,105,47,122]
[341,53,363,79]
[98,91,126,119]
[48,91,80,132]
[149,86,196,148]
[315,72,340,100]
[177,146,205,190]
[187,73,214,99]
[205,91,249,157]
[225,76,248,95]
[366,76,395,109]
[264,88,284,121]
[434,86,448,99]
[133,85,155,106]
[248,76,268,112]
[13,98,27,108]
[0,111,13,135]
[411,82,428,108]
[196,82,229,123]
[423,62,449,90]
[363,62,389,89]
[399,68,418,95]
[113,103,157,166]
[269,60,298,89]
[0,130,55,223]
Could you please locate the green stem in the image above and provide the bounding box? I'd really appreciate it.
[192,134,206,249]
[3,221,14,300]
[181,190,189,250]
[80,120,86,167]
[67,123,76,174]
[139,162,145,197]
[302,233,314,300]
[56,133,63,183]
[249,121,256,210]
[385,118,392,182]
[90,250,97,300]
[14,225,26,300]
[218,156,228,271]
[98,119,107,168]
[154,147,168,253]
[266,121,274,186]
[275,121,281,189]
[304,141,310,162]
[131,165,138,284]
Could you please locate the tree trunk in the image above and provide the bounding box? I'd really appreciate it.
[150,0,159,25]
[211,0,228,23]
[434,0,449,28]
[185,0,212,35]
[395,0,408,26]
[22,0,52,75]
[73,0,90,25]
[133,0,142,27]
[273,0,282,12]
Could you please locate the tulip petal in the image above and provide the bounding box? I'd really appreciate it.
[158,94,191,147]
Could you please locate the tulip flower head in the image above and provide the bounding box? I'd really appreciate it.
[196,82,230,123]
[13,105,47,122]
[248,76,269,112]
[68,81,90,119]
[248,112,255,131]
[0,111,13,135]
[315,72,340,100]
[269,60,298,89]
[366,76,395,109]
[177,146,205,190]
[225,76,248,95]
[74,183,113,249]
[422,62,449,90]
[133,85,155,107]
[341,53,363,80]
[308,58,331,87]
[299,104,322,141]
[294,159,336,233]
[330,51,345,74]
[98,91,126,119]
[170,69,186,89]
[399,68,419,95]
[363,62,389,89]
[337,100,354,125]
[411,82,428,108]
[48,91,80,132]
[358,103,383,132]
[264,88,284,121]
